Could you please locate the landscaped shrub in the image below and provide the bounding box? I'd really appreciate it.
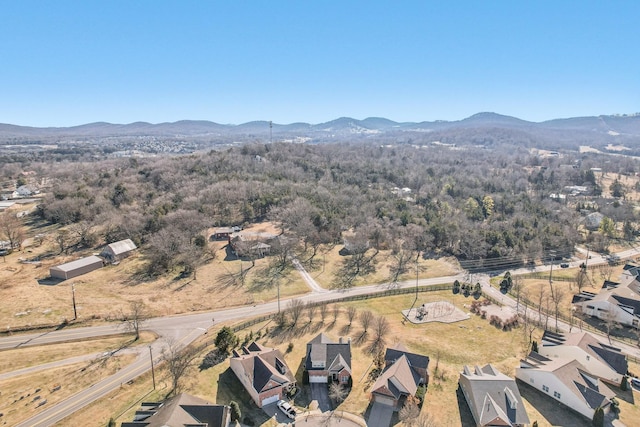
[199,349,225,370]
[229,401,241,422]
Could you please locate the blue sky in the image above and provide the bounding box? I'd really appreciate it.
[1,1,638,126]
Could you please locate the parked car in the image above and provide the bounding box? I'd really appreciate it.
[560,263,569,268]
[277,399,296,419]
[631,377,640,390]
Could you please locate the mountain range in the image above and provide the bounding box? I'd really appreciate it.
[1,112,640,148]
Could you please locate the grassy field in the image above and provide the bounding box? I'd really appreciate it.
[0,331,153,374]
[310,244,461,289]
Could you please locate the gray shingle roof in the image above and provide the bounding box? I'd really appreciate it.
[120,393,229,427]
[305,333,351,373]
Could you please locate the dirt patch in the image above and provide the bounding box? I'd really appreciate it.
[403,301,470,324]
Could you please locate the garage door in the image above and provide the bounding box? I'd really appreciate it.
[374,395,396,407]
[261,394,279,407]
[309,375,327,383]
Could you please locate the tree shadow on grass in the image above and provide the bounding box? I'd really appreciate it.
[340,324,352,336]
[353,331,368,347]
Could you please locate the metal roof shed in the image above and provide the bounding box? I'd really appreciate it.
[50,255,104,280]
[100,239,137,262]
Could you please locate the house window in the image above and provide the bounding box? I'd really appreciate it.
[586,305,595,310]
[586,355,590,361]
[542,385,549,393]
[553,391,561,399]
[597,308,608,312]
[341,376,349,383]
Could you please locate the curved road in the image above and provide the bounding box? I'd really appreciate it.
[5,245,640,426]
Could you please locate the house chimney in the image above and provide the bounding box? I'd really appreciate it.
[339,337,344,344]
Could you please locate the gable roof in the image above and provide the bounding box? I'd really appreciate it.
[460,364,529,427]
[520,352,615,411]
[230,341,295,393]
[121,393,229,427]
[385,344,430,372]
[103,238,137,256]
[541,331,628,376]
[305,333,352,373]
[50,255,103,273]
[371,355,420,399]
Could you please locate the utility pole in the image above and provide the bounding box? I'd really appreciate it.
[71,283,77,320]
[269,121,273,144]
[149,346,156,389]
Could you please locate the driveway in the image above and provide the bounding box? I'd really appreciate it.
[310,383,332,412]
[262,401,296,424]
[367,402,394,427]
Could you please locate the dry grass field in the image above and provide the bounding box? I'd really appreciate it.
[310,245,461,290]
[0,218,460,331]
[0,353,137,427]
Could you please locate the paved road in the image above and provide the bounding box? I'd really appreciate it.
[5,245,640,426]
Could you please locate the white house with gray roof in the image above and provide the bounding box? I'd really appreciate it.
[516,352,615,420]
[540,331,627,386]
[459,364,530,427]
[572,264,640,329]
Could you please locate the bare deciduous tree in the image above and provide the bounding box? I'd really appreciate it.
[549,284,566,332]
[598,264,614,282]
[121,300,148,341]
[346,306,357,326]
[328,382,348,404]
[162,340,200,395]
[0,212,25,251]
[332,304,340,323]
[575,268,589,292]
[371,315,390,353]
[287,299,305,327]
[359,310,374,333]
[319,303,328,323]
[305,302,318,324]
[399,396,421,426]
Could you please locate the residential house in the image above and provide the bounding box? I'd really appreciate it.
[50,255,104,280]
[304,333,352,385]
[100,238,138,263]
[572,266,640,328]
[539,331,627,386]
[340,235,369,255]
[121,392,230,427]
[16,185,35,197]
[516,352,616,420]
[0,190,19,200]
[211,227,238,240]
[230,341,296,408]
[459,364,530,427]
[229,231,277,258]
[369,344,429,410]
